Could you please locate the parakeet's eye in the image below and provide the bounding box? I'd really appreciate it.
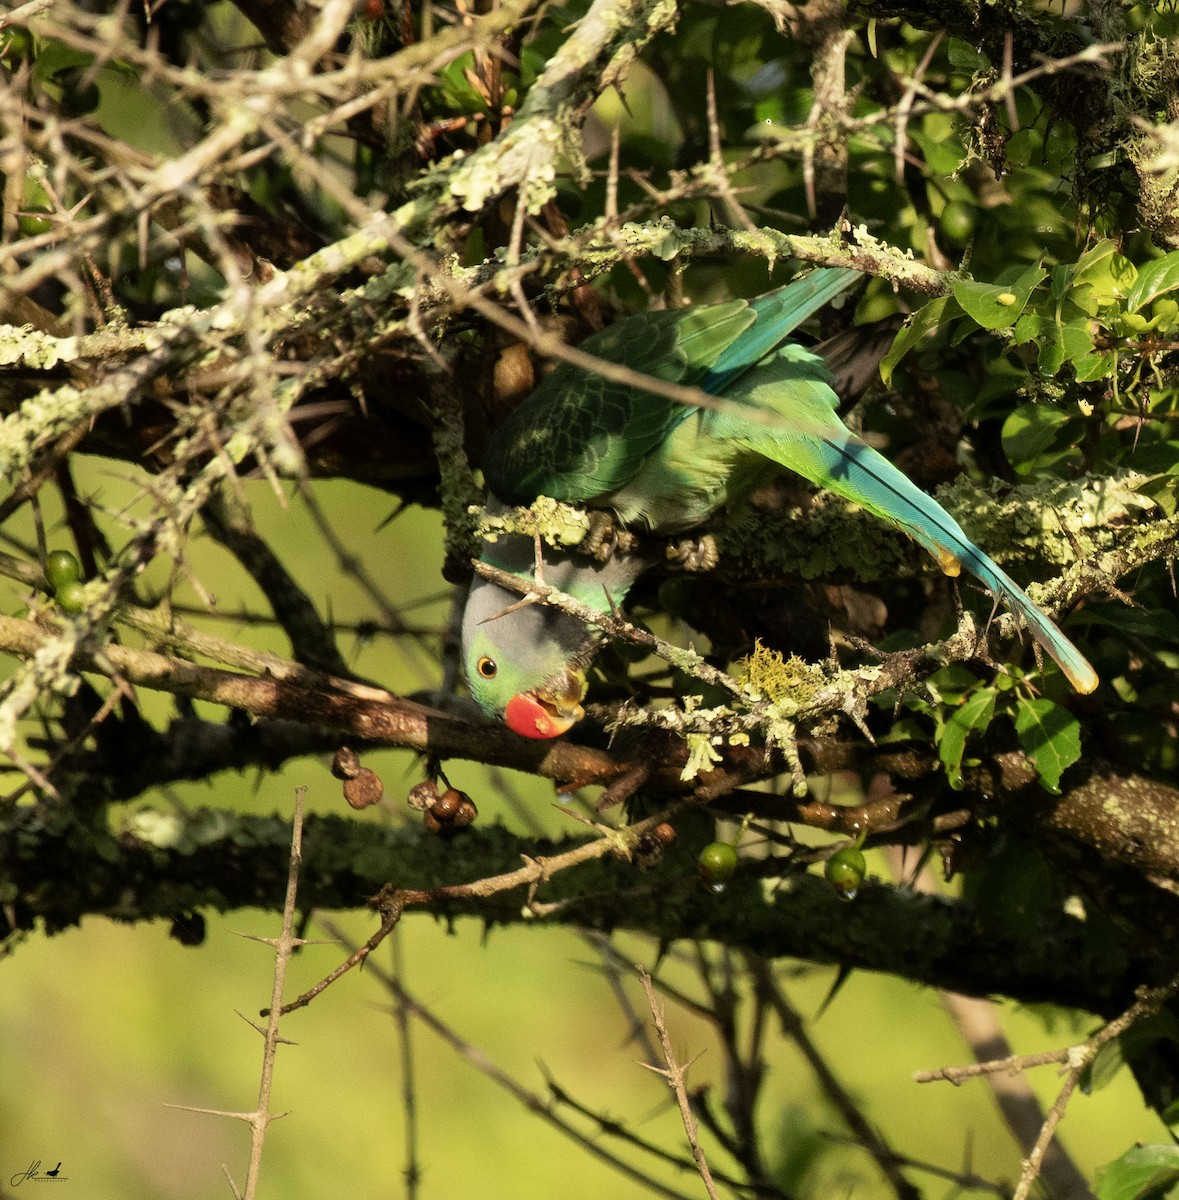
[477,656,497,679]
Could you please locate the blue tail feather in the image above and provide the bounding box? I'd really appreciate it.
[818,432,1098,693]
[734,413,1099,694]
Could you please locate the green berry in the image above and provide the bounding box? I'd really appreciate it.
[55,580,87,613]
[44,549,81,591]
[697,841,738,885]
[824,846,867,899]
[17,209,53,237]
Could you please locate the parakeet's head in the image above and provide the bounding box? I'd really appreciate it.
[461,572,594,739]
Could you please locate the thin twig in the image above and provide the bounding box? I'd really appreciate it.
[241,786,308,1199]
[637,966,722,1200]
[389,929,422,1200]
[539,1063,765,1195]
[705,71,757,232]
[163,787,309,1198]
[914,1047,1071,1086]
[276,804,681,1014]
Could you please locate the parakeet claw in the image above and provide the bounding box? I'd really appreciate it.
[666,533,719,572]
[504,667,587,739]
[585,512,638,562]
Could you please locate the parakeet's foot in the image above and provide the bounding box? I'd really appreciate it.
[666,533,719,572]
[585,511,639,562]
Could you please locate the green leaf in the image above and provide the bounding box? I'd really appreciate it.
[938,688,997,790]
[1038,321,1095,376]
[1071,239,1136,305]
[1086,1013,1179,1096]
[879,294,960,385]
[1012,311,1046,345]
[946,39,988,71]
[1073,350,1117,382]
[1002,403,1071,473]
[1014,698,1081,792]
[951,264,1045,329]
[30,39,94,87]
[1084,1036,1127,1094]
[1153,297,1179,332]
[1125,251,1179,313]
[910,125,964,176]
[1083,602,1179,646]
[1095,1144,1179,1200]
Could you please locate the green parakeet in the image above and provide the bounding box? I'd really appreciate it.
[462,268,1097,738]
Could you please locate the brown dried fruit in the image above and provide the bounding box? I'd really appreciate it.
[343,768,383,809]
[633,833,665,870]
[452,798,477,827]
[430,788,463,821]
[493,341,534,404]
[406,779,440,811]
[331,747,361,780]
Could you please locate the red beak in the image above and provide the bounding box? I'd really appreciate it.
[504,668,586,739]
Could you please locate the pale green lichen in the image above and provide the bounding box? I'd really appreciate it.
[392,0,680,234]
[0,628,81,755]
[717,495,914,583]
[1,383,86,478]
[474,497,592,548]
[445,117,565,215]
[936,471,1155,568]
[681,731,724,781]
[0,325,79,370]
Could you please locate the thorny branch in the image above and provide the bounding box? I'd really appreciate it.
[164,788,310,1199]
[314,918,708,1200]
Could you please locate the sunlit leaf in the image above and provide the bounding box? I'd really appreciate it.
[879,294,959,385]
[1002,403,1071,472]
[1125,252,1179,313]
[951,264,1045,329]
[1073,350,1117,382]
[1038,322,1095,376]
[938,688,996,790]
[1013,311,1046,345]
[1014,698,1081,793]
[1070,239,1135,305]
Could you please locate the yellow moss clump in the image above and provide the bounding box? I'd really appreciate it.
[737,639,828,706]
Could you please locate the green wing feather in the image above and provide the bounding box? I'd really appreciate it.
[483,268,862,506]
[484,303,753,504]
